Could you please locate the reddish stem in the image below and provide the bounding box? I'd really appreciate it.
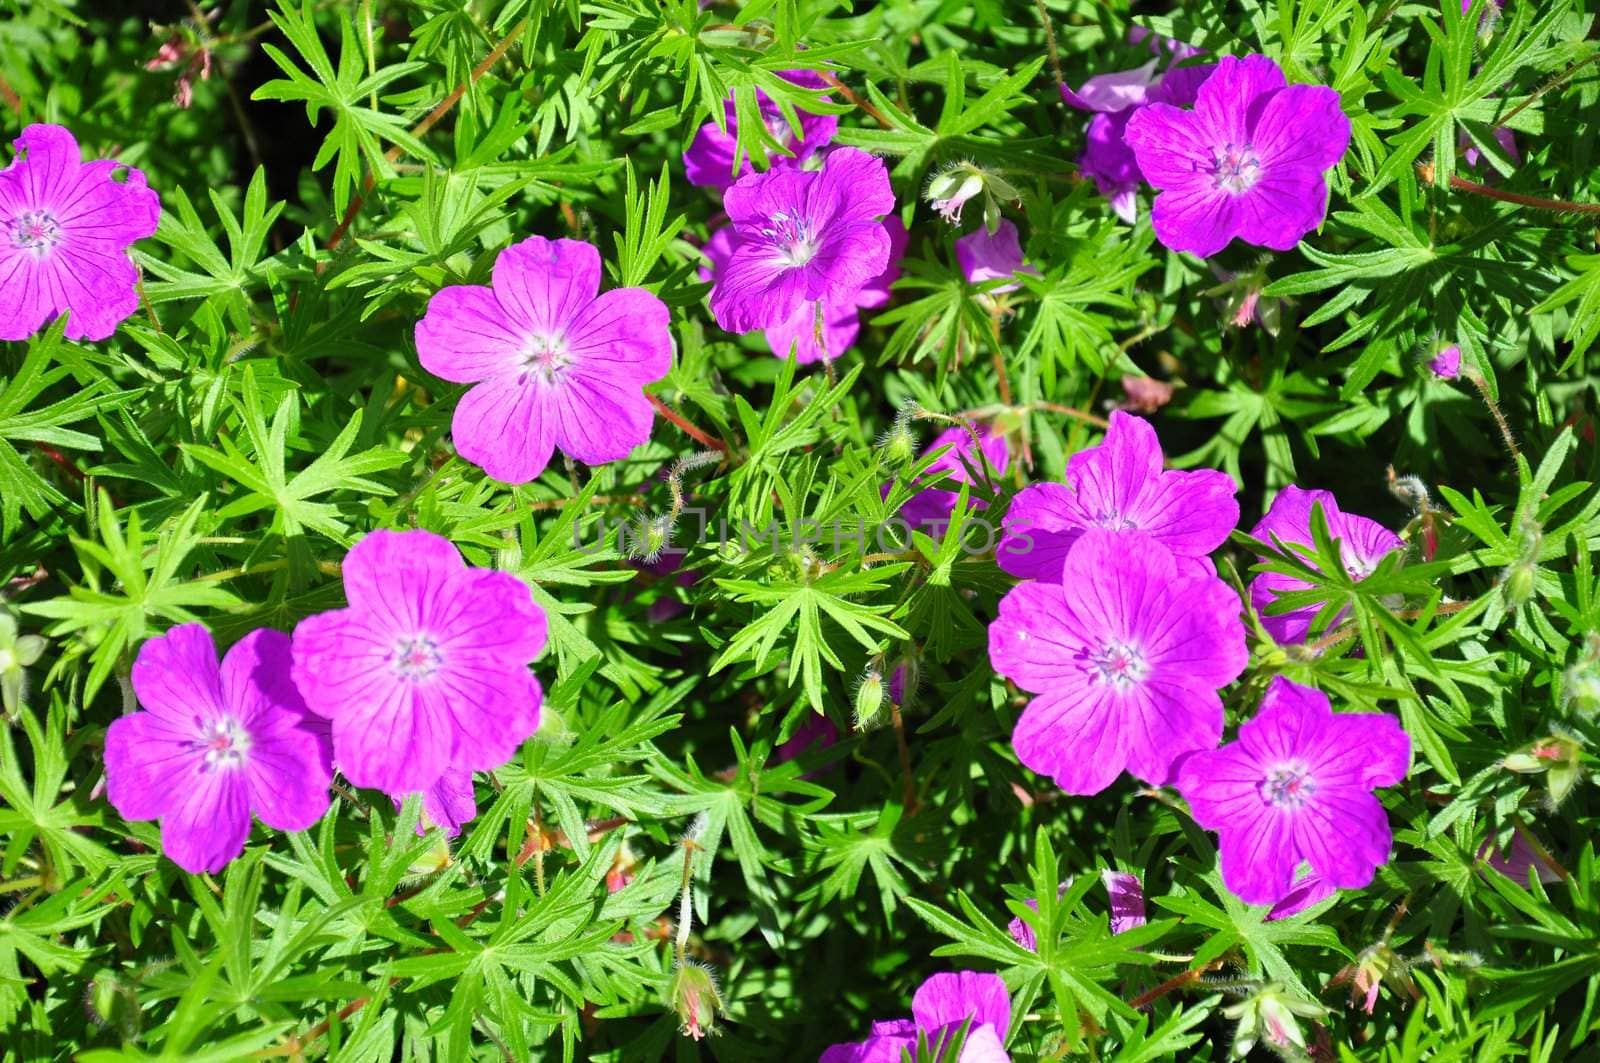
[648,394,729,452]
[326,18,528,250]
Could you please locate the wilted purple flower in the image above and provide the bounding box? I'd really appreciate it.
[392,768,478,838]
[1248,485,1404,644]
[998,411,1238,583]
[709,147,896,334]
[683,71,838,191]
[1119,374,1175,413]
[702,216,906,363]
[989,529,1247,795]
[146,33,213,109]
[1124,55,1350,257]
[104,625,332,874]
[956,219,1038,293]
[821,970,1012,1063]
[1478,831,1562,885]
[1429,345,1462,380]
[291,529,547,796]
[415,236,672,484]
[0,124,160,342]
[1175,677,1410,905]
[896,424,1010,531]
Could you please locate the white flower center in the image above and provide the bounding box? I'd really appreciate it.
[197,717,250,771]
[9,209,62,255]
[761,210,818,267]
[1211,144,1262,194]
[1090,639,1148,689]
[391,634,443,682]
[520,334,571,383]
[1259,761,1316,809]
[1090,508,1139,531]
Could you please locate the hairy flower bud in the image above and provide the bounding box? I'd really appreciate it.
[1500,514,1542,609]
[666,961,723,1041]
[854,668,885,731]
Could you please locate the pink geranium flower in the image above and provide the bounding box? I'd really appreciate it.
[0,124,161,341]
[988,529,1247,795]
[955,219,1037,293]
[895,424,1010,532]
[683,70,838,191]
[415,236,672,484]
[701,216,906,363]
[821,970,1012,1063]
[104,625,332,874]
[998,411,1238,583]
[1123,55,1350,257]
[709,147,896,334]
[1175,677,1410,905]
[291,529,548,796]
[1247,485,1403,644]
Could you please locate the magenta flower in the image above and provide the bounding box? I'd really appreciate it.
[1175,677,1410,905]
[415,236,672,484]
[895,424,1010,531]
[1060,61,1159,113]
[956,219,1037,292]
[821,970,1011,1063]
[1103,869,1148,933]
[709,147,896,334]
[702,216,906,363]
[1123,54,1350,257]
[1069,61,1214,224]
[0,124,160,342]
[1128,26,1205,62]
[1429,345,1462,380]
[998,411,1238,583]
[1082,110,1144,224]
[392,768,478,838]
[1248,486,1403,644]
[1460,126,1518,170]
[988,529,1247,795]
[1007,873,1142,951]
[291,529,547,796]
[776,712,841,764]
[683,71,838,191]
[104,625,332,874]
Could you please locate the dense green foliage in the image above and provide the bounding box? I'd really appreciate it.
[3,0,1600,1059]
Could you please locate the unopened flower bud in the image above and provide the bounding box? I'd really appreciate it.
[879,408,918,465]
[627,514,673,564]
[1501,515,1542,609]
[666,961,723,1041]
[406,834,453,877]
[1428,345,1462,380]
[1564,634,1600,716]
[0,614,45,718]
[854,668,885,730]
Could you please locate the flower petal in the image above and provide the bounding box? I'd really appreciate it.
[130,623,226,724]
[491,236,600,335]
[416,284,525,384]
